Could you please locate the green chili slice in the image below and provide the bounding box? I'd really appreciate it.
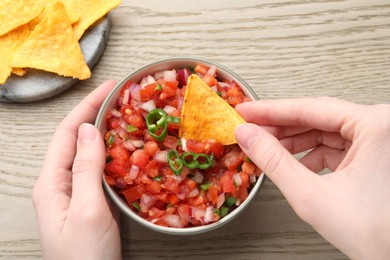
[200,182,211,191]
[107,133,115,146]
[168,150,183,176]
[132,202,141,211]
[146,109,168,141]
[181,152,214,170]
[167,116,180,124]
[225,196,237,207]
[127,125,138,133]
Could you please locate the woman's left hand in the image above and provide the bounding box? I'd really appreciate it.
[33,80,122,260]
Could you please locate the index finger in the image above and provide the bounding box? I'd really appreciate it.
[41,80,117,178]
[236,97,363,140]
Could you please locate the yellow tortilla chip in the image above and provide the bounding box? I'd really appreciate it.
[66,0,122,40]
[0,0,43,36]
[179,75,246,145]
[11,2,91,80]
[0,25,30,84]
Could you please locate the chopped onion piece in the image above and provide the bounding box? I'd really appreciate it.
[193,170,204,184]
[170,174,183,183]
[192,207,205,220]
[233,173,242,187]
[180,137,188,152]
[126,165,139,181]
[177,68,191,86]
[206,65,217,77]
[210,86,218,92]
[140,194,155,212]
[187,188,199,198]
[131,140,144,148]
[154,150,168,163]
[163,214,183,228]
[110,109,122,118]
[140,75,156,87]
[123,140,136,151]
[217,193,225,209]
[122,88,130,105]
[163,105,176,115]
[130,83,141,101]
[217,82,230,88]
[140,100,156,112]
[163,69,177,82]
[204,206,214,223]
[250,174,256,183]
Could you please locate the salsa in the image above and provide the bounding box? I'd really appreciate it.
[104,64,261,228]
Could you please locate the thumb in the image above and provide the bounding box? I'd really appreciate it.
[235,123,318,202]
[71,123,106,208]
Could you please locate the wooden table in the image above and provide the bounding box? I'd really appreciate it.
[1,1,389,259]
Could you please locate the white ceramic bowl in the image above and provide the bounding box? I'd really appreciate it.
[95,57,266,235]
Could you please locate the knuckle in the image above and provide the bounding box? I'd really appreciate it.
[260,145,284,175]
[72,158,94,175]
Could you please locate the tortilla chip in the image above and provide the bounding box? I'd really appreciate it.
[66,0,122,40]
[11,2,91,80]
[179,75,246,145]
[0,0,43,36]
[0,25,31,84]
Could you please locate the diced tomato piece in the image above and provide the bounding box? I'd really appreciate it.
[106,159,127,177]
[202,74,217,87]
[123,184,145,202]
[186,139,206,153]
[140,82,157,101]
[154,191,169,203]
[240,172,250,189]
[242,161,256,175]
[144,141,159,157]
[132,149,150,169]
[205,140,224,157]
[159,80,178,100]
[148,207,165,219]
[120,104,133,116]
[146,181,162,194]
[169,194,179,205]
[163,135,178,150]
[183,178,197,190]
[223,150,245,171]
[207,184,219,205]
[104,175,116,186]
[109,144,129,160]
[219,171,236,193]
[108,117,121,129]
[125,113,144,128]
[144,160,159,178]
[162,177,180,193]
[194,64,208,75]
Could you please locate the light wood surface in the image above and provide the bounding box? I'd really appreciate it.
[1,1,389,259]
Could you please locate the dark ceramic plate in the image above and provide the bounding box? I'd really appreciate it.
[0,15,111,103]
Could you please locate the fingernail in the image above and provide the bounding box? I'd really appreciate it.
[235,124,259,150]
[78,123,97,145]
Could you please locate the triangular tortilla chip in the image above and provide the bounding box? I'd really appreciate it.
[10,2,91,80]
[62,0,122,40]
[179,75,246,145]
[0,25,30,84]
[0,0,43,36]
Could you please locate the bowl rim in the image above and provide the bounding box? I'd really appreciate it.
[95,56,266,235]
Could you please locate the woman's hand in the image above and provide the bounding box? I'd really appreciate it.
[32,81,122,260]
[235,97,390,259]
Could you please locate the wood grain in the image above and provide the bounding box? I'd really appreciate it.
[1,0,389,258]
